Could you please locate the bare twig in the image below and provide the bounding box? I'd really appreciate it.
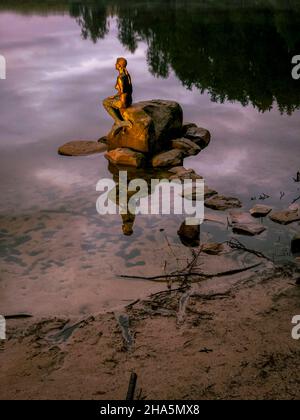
[125,299,140,309]
[291,195,300,205]
[227,238,271,261]
[149,287,188,298]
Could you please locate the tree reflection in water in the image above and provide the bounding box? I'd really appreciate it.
[70,0,300,114]
[1,0,300,113]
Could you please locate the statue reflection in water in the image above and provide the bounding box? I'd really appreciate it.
[106,163,200,246]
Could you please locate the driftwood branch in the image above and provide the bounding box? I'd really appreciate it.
[119,262,262,282]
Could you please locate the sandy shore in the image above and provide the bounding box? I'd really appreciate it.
[1,260,300,400]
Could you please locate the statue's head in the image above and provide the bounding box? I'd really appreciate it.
[116,57,127,71]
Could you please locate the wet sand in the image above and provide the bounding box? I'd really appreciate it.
[1,254,300,400]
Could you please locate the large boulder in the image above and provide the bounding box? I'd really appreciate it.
[107,100,183,154]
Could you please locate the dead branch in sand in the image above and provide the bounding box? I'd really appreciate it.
[119,262,262,282]
[126,372,137,400]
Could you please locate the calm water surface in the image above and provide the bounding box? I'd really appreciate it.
[0,1,300,316]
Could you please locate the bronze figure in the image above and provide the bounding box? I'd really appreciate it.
[103,57,133,132]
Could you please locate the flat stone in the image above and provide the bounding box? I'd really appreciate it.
[105,148,145,168]
[58,141,107,156]
[168,166,194,175]
[168,166,203,181]
[289,203,300,212]
[269,209,300,225]
[229,211,253,225]
[171,138,201,156]
[229,211,266,236]
[184,126,211,148]
[152,149,184,168]
[204,212,228,225]
[169,173,203,181]
[250,204,272,217]
[232,223,266,236]
[205,195,242,211]
[204,186,218,199]
[107,100,183,154]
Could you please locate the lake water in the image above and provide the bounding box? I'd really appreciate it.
[0,1,300,316]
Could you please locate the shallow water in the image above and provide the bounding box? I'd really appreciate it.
[0,1,300,316]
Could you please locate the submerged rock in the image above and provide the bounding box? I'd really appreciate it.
[105,148,145,168]
[229,211,266,236]
[232,223,266,236]
[202,242,224,255]
[205,195,242,211]
[152,149,184,168]
[177,222,200,247]
[58,140,106,156]
[204,212,228,225]
[269,208,300,225]
[291,233,300,254]
[250,204,272,217]
[107,100,183,154]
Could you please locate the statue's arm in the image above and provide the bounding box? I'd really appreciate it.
[107,78,120,100]
[117,77,127,108]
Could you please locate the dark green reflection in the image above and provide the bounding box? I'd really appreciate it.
[2,0,300,113]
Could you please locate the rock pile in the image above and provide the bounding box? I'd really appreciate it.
[104,100,211,168]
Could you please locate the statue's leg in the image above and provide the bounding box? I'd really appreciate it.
[119,108,133,128]
[110,97,133,128]
[103,97,133,135]
[103,97,123,124]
